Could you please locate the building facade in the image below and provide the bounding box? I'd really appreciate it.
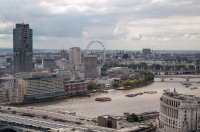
[60,49,66,59]
[18,75,65,101]
[0,67,13,74]
[84,53,97,78]
[64,80,87,97]
[0,78,22,103]
[107,67,129,78]
[157,89,200,132]
[13,23,33,74]
[98,115,123,129]
[69,47,81,65]
[142,49,151,56]
[42,58,56,69]
[0,79,9,103]
[56,59,73,71]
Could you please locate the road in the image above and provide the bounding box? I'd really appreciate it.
[0,106,97,125]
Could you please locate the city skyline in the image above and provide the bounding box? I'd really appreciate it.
[0,0,200,50]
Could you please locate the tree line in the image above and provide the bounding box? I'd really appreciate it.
[112,72,154,88]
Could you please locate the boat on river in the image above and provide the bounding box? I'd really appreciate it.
[149,91,157,94]
[63,111,78,116]
[136,92,143,95]
[126,94,137,97]
[190,87,198,90]
[182,81,192,86]
[95,97,111,102]
[144,91,158,94]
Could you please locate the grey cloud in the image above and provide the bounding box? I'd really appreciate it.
[0,0,200,49]
[133,33,143,40]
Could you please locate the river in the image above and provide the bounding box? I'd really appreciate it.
[20,78,200,118]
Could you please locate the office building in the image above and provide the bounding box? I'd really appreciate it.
[107,67,129,78]
[84,53,97,78]
[142,49,151,56]
[157,89,200,132]
[13,23,33,74]
[8,79,22,103]
[64,80,88,97]
[60,49,66,59]
[42,58,56,69]
[56,59,73,71]
[69,47,81,65]
[18,74,65,101]
[0,79,9,103]
[0,77,22,103]
[0,67,13,74]
[0,56,6,67]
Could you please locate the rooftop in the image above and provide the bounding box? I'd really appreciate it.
[23,75,61,80]
[163,89,200,103]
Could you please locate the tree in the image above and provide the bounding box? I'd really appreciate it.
[126,113,139,122]
[140,115,143,121]
[42,115,47,119]
[87,82,97,90]
[96,83,102,88]
[112,82,119,88]
[87,82,102,90]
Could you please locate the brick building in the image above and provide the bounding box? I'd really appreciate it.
[64,80,88,97]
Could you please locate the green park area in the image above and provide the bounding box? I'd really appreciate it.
[112,72,154,88]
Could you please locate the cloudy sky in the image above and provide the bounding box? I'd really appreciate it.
[0,0,200,50]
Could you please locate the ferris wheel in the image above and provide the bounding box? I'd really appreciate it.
[86,40,106,65]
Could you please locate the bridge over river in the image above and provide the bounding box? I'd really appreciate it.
[155,74,200,81]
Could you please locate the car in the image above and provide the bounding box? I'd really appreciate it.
[91,118,98,123]
[79,117,85,120]
[76,117,80,120]
[87,119,91,122]
[7,108,11,110]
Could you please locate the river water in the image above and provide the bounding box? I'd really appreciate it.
[20,78,200,118]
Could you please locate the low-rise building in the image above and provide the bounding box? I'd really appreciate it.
[42,58,56,69]
[0,79,9,103]
[56,59,74,71]
[0,67,13,74]
[157,89,200,132]
[64,80,88,97]
[0,75,22,103]
[98,115,156,131]
[98,115,123,129]
[107,67,129,78]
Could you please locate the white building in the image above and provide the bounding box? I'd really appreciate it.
[56,59,74,71]
[157,89,200,132]
[69,47,81,65]
[0,75,22,103]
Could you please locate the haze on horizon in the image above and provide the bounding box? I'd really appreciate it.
[0,0,200,50]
